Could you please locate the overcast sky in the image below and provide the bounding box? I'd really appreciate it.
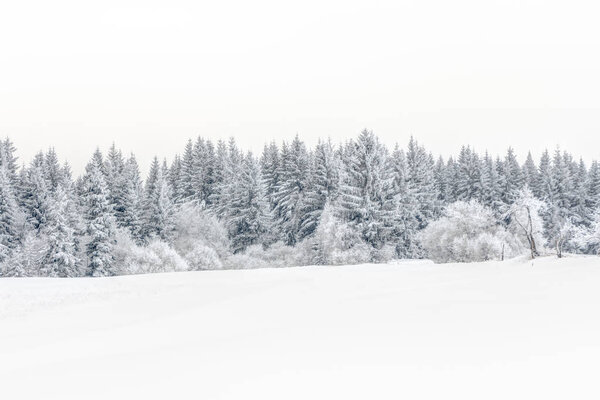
[1,0,599,175]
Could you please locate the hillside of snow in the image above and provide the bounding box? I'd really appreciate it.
[2,256,600,400]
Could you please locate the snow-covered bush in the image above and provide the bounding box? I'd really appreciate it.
[573,209,600,255]
[224,241,305,269]
[185,244,222,270]
[172,202,230,259]
[420,200,520,263]
[114,230,189,275]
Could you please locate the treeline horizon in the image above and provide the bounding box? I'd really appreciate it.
[0,130,599,277]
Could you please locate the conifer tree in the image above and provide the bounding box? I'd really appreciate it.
[522,151,539,193]
[177,139,196,202]
[0,138,19,186]
[41,183,80,277]
[338,130,394,249]
[83,159,116,277]
[298,139,340,240]
[273,135,311,246]
[455,146,482,202]
[405,136,438,227]
[390,144,421,257]
[587,160,600,209]
[20,162,51,232]
[119,155,145,243]
[145,163,175,242]
[499,147,524,204]
[537,150,553,201]
[0,166,19,263]
[261,141,281,211]
[225,153,271,253]
[44,148,63,191]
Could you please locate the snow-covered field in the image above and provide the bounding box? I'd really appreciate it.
[1,256,600,400]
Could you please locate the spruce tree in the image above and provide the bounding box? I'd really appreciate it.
[499,147,524,204]
[337,130,394,249]
[298,139,340,240]
[0,166,19,264]
[41,183,80,277]
[83,160,116,277]
[20,163,51,231]
[120,155,145,243]
[225,153,271,253]
[145,163,175,242]
[177,139,196,202]
[261,141,281,211]
[273,135,310,246]
[522,151,539,193]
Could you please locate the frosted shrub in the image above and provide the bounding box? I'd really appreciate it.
[114,230,189,275]
[573,209,600,254]
[420,200,519,263]
[223,253,269,270]
[147,241,189,273]
[185,244,223,270]
[172,202,230,258]
[227,242,304,269]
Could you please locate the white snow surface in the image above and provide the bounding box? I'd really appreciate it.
[1,256,600,400]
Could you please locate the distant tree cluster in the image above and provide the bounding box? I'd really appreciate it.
[0,130,599,276]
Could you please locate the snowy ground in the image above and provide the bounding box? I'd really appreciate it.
[1,256,600,400]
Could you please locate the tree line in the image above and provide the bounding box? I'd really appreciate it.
[0,130,599,277]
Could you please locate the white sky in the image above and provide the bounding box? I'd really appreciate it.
[1,0,599,175]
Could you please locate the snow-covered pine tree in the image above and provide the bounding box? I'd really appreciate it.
[273,135,310,246]
[20,161,51,232]
[298,139,340,241]
[260,141,281,212]
[444,156,459,203]
[203,139,217,207]
[536,150,553,201]
[587,160,600,210]
[224,153,271,253]
[177,139,196,203]
[337,130,394,250]
[455,146,482,202]
[41,182,80,277]
[168,155,182,199]
[145,156,160,200]
[0,137,19,186]
[44,148,63,191]
[214,138,243,219]
[479,151,502,212]
[118,155,145,243]
[82,158,117,277]
[104,143,125,210]
[0,166,19,265]
[433,156,448,203]
[207,139,228,209]
[192,137,208,204]
[571,158,590,226]
[405,136,438,228]
[144,161,175,242]
[389,144,421,258]
[522,151,539,193]
[499,147,524,204]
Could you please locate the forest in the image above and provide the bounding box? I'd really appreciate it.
[0,130,599,277]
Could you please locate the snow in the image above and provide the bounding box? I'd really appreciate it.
[1,256,600,400]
